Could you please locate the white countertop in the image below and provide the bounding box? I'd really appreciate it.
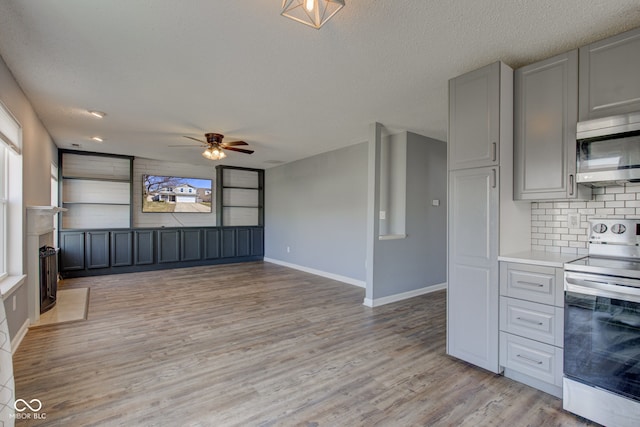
[498,250,585,268]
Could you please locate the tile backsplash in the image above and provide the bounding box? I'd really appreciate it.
[531,183,640,255]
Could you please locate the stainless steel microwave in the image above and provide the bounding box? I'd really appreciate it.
[577,111,640,186]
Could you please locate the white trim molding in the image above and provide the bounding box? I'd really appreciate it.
[263,258,365,288]
[363,282,447,307]
[11,317,29,354]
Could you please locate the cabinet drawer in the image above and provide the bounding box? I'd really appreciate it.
[500,262,563,307]
[500,332,563,387]
[500,297,563,346]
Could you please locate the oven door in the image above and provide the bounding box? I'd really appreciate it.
[564,272,640,402]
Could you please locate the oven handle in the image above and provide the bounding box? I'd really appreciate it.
[565,272,640,303]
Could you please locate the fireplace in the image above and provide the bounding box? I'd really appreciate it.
[39,245,59,313]
[26,206,67,323]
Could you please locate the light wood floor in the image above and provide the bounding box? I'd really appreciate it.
[13,262,595,426]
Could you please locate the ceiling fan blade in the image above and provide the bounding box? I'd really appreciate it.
[183,135,206,144]
[224,146,254,154]
[168,144,204,147]
[220,140,249,147]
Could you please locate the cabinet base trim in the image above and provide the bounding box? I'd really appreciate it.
[263,258,365,288]
[503,367,562,398]
[363,282,447,307]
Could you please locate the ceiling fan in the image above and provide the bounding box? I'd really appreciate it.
[172,133,254,160]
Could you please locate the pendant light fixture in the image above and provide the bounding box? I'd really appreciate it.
[281,0,345,29]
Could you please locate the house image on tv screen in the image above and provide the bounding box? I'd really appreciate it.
[143,175,212,213]
[156,184,198,203]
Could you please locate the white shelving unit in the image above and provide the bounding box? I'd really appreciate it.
[60,151,133,230]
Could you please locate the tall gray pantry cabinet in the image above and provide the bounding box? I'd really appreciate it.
[447,62,530,373]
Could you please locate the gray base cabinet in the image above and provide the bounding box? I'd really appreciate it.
[59,226,264,277]
[111,231,133,267]
[60,232,85,271]
[499,261,564,398]
[135,230,154,265]
[86,231,110,269]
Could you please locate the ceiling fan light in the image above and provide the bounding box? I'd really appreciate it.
[281,0,345,29]
[202,148,214,159]
[202,145,226,160]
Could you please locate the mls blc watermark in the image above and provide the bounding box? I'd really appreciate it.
[11,398,47,420]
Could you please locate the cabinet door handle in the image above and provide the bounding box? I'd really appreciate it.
[516,317,544,326]
[492,169,497,188]
[569,174,575,196]
[516,354,543,365]
[492,142,497,162]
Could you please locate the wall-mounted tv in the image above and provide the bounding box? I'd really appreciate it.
[143,175,213,213]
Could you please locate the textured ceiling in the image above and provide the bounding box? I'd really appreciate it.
[0,1,639,169]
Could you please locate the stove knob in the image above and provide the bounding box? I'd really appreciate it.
[611,223,627,234]
[593,223,607,233]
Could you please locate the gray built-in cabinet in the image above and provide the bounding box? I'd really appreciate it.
[514,51,590,200]
[60,226,264,278]
[447,61,530,374]
[58,150,265,277]
[579,26,640,121]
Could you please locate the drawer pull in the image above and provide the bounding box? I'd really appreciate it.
[516,317,544,326]
[516,354,543,365]
[516,280,544,288]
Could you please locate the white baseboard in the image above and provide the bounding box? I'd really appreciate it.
[363,282,447,307]
[11,318,30,354]
[263,258,366,288]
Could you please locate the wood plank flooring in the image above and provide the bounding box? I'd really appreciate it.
[13,262,595,426]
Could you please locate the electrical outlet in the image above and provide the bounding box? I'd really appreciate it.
[568,213,580,228]
[286,246,290,253]
[379,211,386,220]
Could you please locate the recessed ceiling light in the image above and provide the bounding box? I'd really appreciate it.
[89,110,106,118]
[91,136,104,142]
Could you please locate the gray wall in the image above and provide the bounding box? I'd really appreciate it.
[0,54,58,340]
[264,143,367,282]
[372,132,447,299]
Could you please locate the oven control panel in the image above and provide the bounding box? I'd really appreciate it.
[588,218,640,245]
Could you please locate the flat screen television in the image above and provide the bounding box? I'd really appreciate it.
[142,175,213,213]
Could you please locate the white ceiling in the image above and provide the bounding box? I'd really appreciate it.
[0,1,639,169]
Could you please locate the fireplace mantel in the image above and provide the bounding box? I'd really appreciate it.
[26,206,67,236]
[25,206,66,323]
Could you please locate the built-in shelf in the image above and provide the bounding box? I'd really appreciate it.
[61,202,131,206]
[61,176,131,183]
[60,150,133,230]
[216,166,264,227]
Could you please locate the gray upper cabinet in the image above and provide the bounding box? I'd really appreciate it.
[449,62,500,170]
[514,50,590,200]
[579,26,640,121]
